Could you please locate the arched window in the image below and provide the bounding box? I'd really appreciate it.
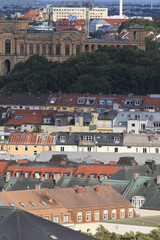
[42,44,46,55]
[36,44,40,55]
[5,39,11,54]
[29,44,33,55]
[56,44,60,55]
[91,45,95,52]
[76,45,80,55]
[65,45,70,56]
[48,44,52,55]
[5,59,11,74]
[134,31,138,41]
[85,45,89,52]
[20,43,24,56]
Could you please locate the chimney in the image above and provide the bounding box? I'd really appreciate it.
[35,184,41,190]
[133,173,139,180]
[95,185,100,193]
[69,127,72,136]
[76,186,83,195]
[61,160,66,165]
[157,176,160,185]
[123,130,127,137]
[94,160,101,165]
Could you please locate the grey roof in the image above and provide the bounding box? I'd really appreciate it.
[4,177,54,191]
[56,132,123,146]
[90,19,109,25]
[56,175,129,195]
[0,206,98,240]
[123,134,160,147]
[110,163,160,181]
[97,25,118,33]
[122,176,160,210]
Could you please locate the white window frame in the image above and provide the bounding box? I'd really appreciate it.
[77,212,82,222]
[112,209,116,219]
[120,208,125,218]
[86,211,91,221]
[64,215,69,223]
[95,210,99,220]
[103,210,108,220]
[54,215,59,223]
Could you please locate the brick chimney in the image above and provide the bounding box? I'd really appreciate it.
[95,185,100,193]
[94,161,101,165]
[109,161,116,165]
[76,186,83,195]
[157,175,160,185]
[123,130,127,137]
[61,160,66,165]
[133,173,139,180]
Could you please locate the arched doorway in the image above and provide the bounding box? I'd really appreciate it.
[5,59,11,74]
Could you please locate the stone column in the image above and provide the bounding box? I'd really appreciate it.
[14,38,17,54]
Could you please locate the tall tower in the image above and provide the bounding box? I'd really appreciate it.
[119,0,123,18]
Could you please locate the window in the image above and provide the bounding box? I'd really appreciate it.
[48,44,52,55]
[86,211,91,221]
[20,43,24,55]
[112,209,116,219]
[36,44,40,55]
[64,215,69,222]
[15,146,18,151]
[5,39,11,54]
[19,202,27,207]
[29,44,33,55]
[95,210,99,220]
[40,201,47,206]
[34,151,37,155]
[48,146,52,151]
[25,146,28,151]
[132,123,135,127]
[60,147,64,152]
[114,147,118,152]
[143,148,147,153]
[103,210,108,220]
[1,145,4,151]
[121,208,125,218]
[54,216,59,223]
[88,146,91,152]
[65,45,70,56]
[42,44,46,55]
[76,44,80,55]
[56,44,60,55]
[9,203,16,207]
[29,201,37,207]
[60,136,66,143]
[156,148,159,153]
[129,208,133,217]
[44,216,49,220]
[78,212,82,222]
[114,136,120,143]
[83,136,93,141]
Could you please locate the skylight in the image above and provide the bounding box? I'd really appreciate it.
[9,203,16,207]
[40,201,47,206]
[14,116,23,120]
[29,201,37,207]
[49,235,58,240]
[19,202,27,207]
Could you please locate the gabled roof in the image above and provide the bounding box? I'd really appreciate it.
[21,9,46,21]
[74,164,122,178]
[8,132,57,145]
[0,160,9,175]
[0,92,50,106]
[0,207,97,240]
[48,185,131,209]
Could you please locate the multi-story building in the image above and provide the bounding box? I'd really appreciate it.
[51,7,108,22]
[0,19,145,75]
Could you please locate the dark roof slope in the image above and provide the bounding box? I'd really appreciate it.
[0,206,98,240]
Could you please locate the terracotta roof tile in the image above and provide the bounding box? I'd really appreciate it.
[74,164,122,178]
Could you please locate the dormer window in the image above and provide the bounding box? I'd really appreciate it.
[60,135,66,143]
[114,136,120,144]
[86,97,96,105]
[99,99,105,105]
[50,98,56,104]
[77,97,86,104]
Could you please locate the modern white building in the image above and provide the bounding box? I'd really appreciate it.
[51,7,108,21]
[89,19,110,33]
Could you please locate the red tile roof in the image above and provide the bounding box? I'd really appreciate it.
[6,112,43,126]
[0,160,9,175]
[21,9,46,21]
[74,164,122,178]
[8,132,56,145]
[5,165,75,178]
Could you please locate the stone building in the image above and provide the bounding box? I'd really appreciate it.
[0,19,146,75]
